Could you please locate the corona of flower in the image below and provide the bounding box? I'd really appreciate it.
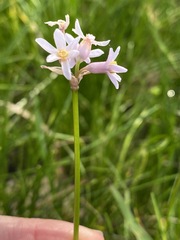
[82,47,127,89]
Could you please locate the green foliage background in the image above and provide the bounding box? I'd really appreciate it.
[0,0,180,239]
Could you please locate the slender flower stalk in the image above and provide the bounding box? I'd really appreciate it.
[35,14,128,240]
[71,61,81,240]
[72,88,81,240]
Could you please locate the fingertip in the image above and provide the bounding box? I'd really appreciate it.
[93,230,104,239]
[79,226,104,240]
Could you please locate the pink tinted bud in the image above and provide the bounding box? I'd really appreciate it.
[78,38,92,60]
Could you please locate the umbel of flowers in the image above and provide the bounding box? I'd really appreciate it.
[35,14,127,90]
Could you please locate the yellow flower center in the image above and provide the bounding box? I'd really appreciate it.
[110,61,117,65]
[58,49,69,61]
[109,61,117,73]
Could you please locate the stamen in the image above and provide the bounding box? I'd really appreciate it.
[110,61,117,65]
[58,49,69,61]
[110,61,117,73]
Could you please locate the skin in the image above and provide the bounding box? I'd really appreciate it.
[0,216,104,240]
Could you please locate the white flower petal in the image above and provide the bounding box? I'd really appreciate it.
[65,14,70,27]
[61,61,71,80]
[89,49,104,58]
[106,48,114,62]
[69,58,76,68]
[114,73,122,82]
[44,21,58,27]
[69,50,79,59]
[93,39,110,46]
[72,19,85,38]
[53,29,66,49]
[65,33,75,44]
[110,64,127,73]
[84,57,91,64]
[113,46,121,60]
[46,54,59,62]
[107,72,120,89]
[35,38,57,53]
[107,46,120,63]
[67,37,80,51]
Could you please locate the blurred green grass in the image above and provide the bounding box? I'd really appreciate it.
[0,0,180,239]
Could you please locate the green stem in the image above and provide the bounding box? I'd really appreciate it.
[72,89,81,240]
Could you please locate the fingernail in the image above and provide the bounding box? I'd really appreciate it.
[94,230,104,236]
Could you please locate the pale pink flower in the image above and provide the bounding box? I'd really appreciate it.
[83,47,127,89]
[65,33,104,63]
[45,15,70,33]
[72,19,110,61]
[35,29,79,80]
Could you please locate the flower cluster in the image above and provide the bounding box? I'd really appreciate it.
[35,15,127,90]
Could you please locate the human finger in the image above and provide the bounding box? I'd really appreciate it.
[0,215,104,240]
